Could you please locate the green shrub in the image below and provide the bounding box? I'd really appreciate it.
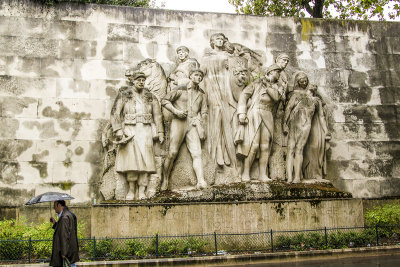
[303,232,325,249]
[0,219,29,260]
[365,204,400,226]
[126,239,147,257]
[365,204,400,238]
[275,235,291,250]
[24,221,54,259]
[328,231,348,248]
[185,236,209,254]
[109,246,129,260]
[0,218,86,261]
[150,237,209,256]
[84,239,113,258]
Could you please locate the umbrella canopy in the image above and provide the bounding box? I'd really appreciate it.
[25,192,74,205]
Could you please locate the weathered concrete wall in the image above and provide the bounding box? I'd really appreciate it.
[91,199,363,236]
[0,0,399,205]
[0,198,384,237]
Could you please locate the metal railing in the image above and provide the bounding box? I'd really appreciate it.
[1,225,400,263]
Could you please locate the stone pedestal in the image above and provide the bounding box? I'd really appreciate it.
[91,198,363,237]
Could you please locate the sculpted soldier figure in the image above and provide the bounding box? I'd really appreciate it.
[161,69,208,190]
[169,46,200,87]
[236,64,284,182]
[275,53,290,96]
[111,70,164,200]
[284,72,322,183]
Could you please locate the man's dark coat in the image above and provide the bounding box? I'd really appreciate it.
[50,207,79,266]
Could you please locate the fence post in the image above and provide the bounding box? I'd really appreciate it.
[375,225,379,246]
[28,238,32,263]
[270,229,274,252]
[214,232,218,256]
[155,233,159,258]
[93,236,96,259]
[324,227,328,248]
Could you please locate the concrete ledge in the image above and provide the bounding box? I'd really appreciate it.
[4,245,400,267]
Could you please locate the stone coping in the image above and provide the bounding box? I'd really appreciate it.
[94,197,356,207]
[3,245,399,267]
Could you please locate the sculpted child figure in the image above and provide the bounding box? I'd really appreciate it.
[111,71,164,200]
[236,64,284,182]
[161,69,208,190]
[284,72,319,183]
[169,46,200,87]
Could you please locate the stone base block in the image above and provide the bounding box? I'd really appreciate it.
[102,181,351,204]
[91,198,363,237]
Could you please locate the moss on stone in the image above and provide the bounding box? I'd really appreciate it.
[54,181,75,190]
[300,19,314,41]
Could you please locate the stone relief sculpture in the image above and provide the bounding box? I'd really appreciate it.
[138,58,168,101]
[111,70,164,200]
[236,64,284,182]
[269,53,291,180]
[284,72,329,184]
[224,41,263,77]
[201,33,262,168]
[100,32,332,201]
[168,46,200,89]
[136,58,169,197]
[99,122,117,200]
[201,33,237,167]
[161,69,208,190]
[302,85,331,181]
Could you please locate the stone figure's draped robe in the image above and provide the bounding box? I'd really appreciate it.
[202,51,236,166]
[284,91,316,148]
[303,97,328,179]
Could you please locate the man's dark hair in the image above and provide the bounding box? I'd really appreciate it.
[56,200,66,206]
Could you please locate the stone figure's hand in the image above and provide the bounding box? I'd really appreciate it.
[325,133,331,140]
[175,109,187,119]
[115,129,123,140]
[159,133,164,144]
[123,128,131,137]
[238,114,247,124]
[283,125,289,135]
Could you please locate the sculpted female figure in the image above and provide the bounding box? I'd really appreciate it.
[302,85,331,181]
[284,72,315,183]
[201,33,237,167]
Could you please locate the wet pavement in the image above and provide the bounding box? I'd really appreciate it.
[210,252,400,267]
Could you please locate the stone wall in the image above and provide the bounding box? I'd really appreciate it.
[0,0,399,205]
[91,199,363,236]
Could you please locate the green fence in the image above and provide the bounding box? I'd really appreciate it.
[1,225,400,263]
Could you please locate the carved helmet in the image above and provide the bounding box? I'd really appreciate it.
[275,53,290,62]
[189,68,204,77]
[125,69,146,80]
[264,64,282,75]
[176,46,189,53]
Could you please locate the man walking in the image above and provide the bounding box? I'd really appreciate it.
[50,200,79,267]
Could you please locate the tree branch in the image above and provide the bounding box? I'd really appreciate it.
[313,0,325,18]
[301,0,314,17]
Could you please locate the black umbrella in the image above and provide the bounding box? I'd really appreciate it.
[25,192,74,205]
